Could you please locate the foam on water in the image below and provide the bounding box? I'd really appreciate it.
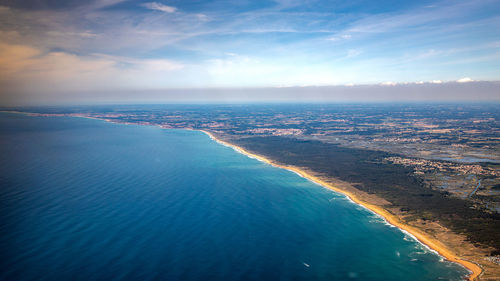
[0,113,470,281]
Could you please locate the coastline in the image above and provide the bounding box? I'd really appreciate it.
[200,130,483,281]
[0,111,484,280]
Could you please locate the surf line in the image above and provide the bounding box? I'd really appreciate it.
[4,111,482,281]
[200,130,482,281]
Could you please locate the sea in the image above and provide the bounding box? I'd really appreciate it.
[0,112,469,280]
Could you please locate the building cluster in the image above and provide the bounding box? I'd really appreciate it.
[245,128,304,136]
[385,157,499,177]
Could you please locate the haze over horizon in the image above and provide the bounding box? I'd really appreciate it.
[0,0,499,105]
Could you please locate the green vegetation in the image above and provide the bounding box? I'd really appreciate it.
[18,104,500,254]
[233,136,500,252]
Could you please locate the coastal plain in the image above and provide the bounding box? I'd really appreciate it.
[0,112,472,281]
[201,130,483,280]
[5,103,500,280]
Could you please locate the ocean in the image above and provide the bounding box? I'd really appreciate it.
[0,112,468,280]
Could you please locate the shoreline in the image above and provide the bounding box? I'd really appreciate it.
[200,130,483,281]
[0,111,483,280]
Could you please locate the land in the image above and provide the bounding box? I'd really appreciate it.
[202,130,483,280]
[5,103,500,280]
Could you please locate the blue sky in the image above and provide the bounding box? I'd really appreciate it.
[0,0,499,104]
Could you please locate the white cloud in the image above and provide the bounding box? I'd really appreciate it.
[203,54,343,87]
[195,13,210,22]
[381,81,397,86]
[326,34,351,41]
[136,59,183,71]
[1,0,499,99]
[141,2,177,13]
[430,80,442,84]
[457,77,474,83]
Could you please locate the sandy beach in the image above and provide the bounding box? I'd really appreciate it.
[200,130,483,281]
[1,111,484,280]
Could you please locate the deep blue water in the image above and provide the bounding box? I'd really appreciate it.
[0,113,468,281]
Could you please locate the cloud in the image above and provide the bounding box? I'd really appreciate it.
[7,82,500,106]
[381,81,397,86]
[326,34,351,41]
[87,0,128,10]
[457,77,474,83]
[1,0,499,105]
[0,42,185,98]
[195,13,210,22]
[0,43,41,75]
[345,1,474,35]
[141,2,177,13]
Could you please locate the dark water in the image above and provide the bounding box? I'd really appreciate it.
[0,113,468,281]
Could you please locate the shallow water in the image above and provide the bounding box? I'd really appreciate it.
[0,113,468,280]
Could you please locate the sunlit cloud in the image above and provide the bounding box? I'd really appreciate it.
[0,0,499,104]
[381,81,397,86]
[141,2,177,13]
[0,42,186,98]
[457,77,474,83]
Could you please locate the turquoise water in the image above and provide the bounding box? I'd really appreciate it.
[0,113,468,280]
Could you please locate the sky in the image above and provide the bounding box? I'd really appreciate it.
[0,0,499,105]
